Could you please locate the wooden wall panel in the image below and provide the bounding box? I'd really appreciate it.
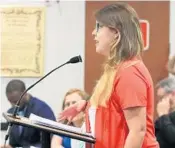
[85,1,170,96]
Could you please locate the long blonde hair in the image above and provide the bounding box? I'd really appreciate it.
[62,88,90,110]
[90,2,144,107]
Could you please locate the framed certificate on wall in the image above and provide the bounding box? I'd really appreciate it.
[0,6,45,77]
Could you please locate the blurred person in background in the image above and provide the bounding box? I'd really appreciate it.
[155,78,175,148]
[1,79,56,148]
[51,88,90,148]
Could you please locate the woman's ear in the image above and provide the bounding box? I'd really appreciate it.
[114,29,120,38]
[114,31,121,45]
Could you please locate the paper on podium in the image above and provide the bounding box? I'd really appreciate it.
[29,113,94,138]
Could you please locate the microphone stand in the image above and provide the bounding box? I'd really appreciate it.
[13,62,68,118]
[4,55,82,146]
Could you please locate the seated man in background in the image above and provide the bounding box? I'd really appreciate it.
[2,79,56,148]
[155,78,175,148]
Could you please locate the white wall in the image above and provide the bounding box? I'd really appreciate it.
[0,0,85,122]
[170,0,175,57]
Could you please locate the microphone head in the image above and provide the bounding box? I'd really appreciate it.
[68,55,82,64]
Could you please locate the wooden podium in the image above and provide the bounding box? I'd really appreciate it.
[3,113,95,148]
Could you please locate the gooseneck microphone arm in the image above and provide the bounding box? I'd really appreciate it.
[12,62,67,117]
[4,55,82,146]
[13,55,82,117]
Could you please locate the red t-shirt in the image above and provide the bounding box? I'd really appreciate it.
[86,60,159,148]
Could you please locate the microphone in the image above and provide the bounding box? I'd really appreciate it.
[68,55,82,64]
[4,55,82,146]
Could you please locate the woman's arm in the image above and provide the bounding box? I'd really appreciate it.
[51,135,64,148]
[123,106,146,148]
[0,144,12,148]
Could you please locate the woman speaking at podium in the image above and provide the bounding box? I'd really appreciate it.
[59,2,159,148]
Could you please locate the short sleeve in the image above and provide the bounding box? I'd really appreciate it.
[115,68,147,110]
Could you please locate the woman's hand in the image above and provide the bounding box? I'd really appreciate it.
[58,100,87,123]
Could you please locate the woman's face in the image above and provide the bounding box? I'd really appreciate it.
[92,22,117,56]
[64,93,82,110]
[64,92,84,123]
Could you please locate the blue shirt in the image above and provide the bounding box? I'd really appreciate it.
[62,136,71,148]
[7,96,56,147]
